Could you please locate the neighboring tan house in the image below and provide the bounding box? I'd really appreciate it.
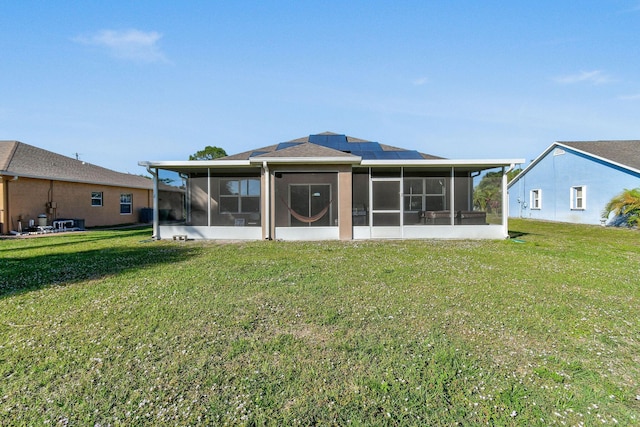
[140,132,523,241]
[508,140,640,225]
[0,140,161,234]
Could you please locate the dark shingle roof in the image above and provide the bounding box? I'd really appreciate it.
[0,140,153,189]
[558,140,640,171]
[253,142,360,159]
[218,132,444,161]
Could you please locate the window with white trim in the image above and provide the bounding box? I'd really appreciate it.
[120,193,133,214]
[570,186,586,210]
[403,178,446,212]
[219,178,260,213]
[91,192,103,207]
[530,189,541,209]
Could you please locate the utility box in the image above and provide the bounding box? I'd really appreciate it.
[139,208,154,223]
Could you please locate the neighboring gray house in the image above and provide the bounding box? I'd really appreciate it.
[508,140,640,225]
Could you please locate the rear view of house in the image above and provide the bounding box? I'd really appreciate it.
[140,132,523,241]
[0,141,159,234]
[508,140,640,225]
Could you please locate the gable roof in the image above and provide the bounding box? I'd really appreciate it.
[508,140,640,188]
[0,140,153,189]
[220,131,444,162]
[558,140,640,171]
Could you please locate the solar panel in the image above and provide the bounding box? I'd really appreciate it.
[286,134,425,160]
[395,150,424,159]
[276,142,302,151]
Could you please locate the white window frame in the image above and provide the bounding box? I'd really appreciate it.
[403,177,446,212]
[120,193,133,215]
[570,186,586,210]
[219,178,261,214]
[91,191,103,207]
[530,189,542,210]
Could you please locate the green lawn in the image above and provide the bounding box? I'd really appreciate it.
[1,220,639,425]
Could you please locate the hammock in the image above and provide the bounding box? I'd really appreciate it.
[281,197,333,223]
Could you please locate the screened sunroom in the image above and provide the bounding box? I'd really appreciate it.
[140,132,523,241]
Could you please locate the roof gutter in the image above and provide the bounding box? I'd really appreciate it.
[138,160,252,168]
[361,159,526,168]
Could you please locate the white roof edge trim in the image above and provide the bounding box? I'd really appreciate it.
[508,141,640,189]
[555,142,640,175]
[507,143,558,188]
[138,160,253,167]
[361,159,526,167]
[249,156,362,164]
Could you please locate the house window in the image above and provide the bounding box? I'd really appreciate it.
[120,193,133,214]
[219,179,260,213]
[403,178,446,212]
[570,186,586,210]
[530,189,542,209]
[91,192,103,207]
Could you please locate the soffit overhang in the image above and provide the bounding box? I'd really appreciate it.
[362,159,525,169]
[139,158,526,174]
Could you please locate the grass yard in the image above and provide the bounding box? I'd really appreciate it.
[1,220,639,425]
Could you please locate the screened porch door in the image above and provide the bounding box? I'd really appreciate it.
[370,178,402,238]
[289,184,332,227]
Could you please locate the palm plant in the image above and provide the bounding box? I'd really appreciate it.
[602,188,640,226]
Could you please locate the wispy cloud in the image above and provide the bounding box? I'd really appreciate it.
[74,29,168,63]
[412,76,429,86]
[553,70,613,85]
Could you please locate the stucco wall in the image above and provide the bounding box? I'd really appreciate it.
[3,177,152,232]
[338,167,353,240]
[509,147,640,224]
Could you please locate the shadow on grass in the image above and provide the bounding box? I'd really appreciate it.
[0,229,152,255]
[0,232,195,298]
[508,229,531,239]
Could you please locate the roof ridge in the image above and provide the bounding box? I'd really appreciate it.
[2,140,153,189]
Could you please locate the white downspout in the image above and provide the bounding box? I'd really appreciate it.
[503,163,516,238]
[263,161,271,240]
[450,167,455,225]
[179,173,190,224]
[146,166,159,239]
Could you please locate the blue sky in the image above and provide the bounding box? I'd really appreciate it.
[2,1,640,174]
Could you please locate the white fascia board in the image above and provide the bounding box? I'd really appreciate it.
[554,142,640,175]
[138,160,252,168]
[250,156,362,165]
[507,143,558,188]
[361,159,526,168]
